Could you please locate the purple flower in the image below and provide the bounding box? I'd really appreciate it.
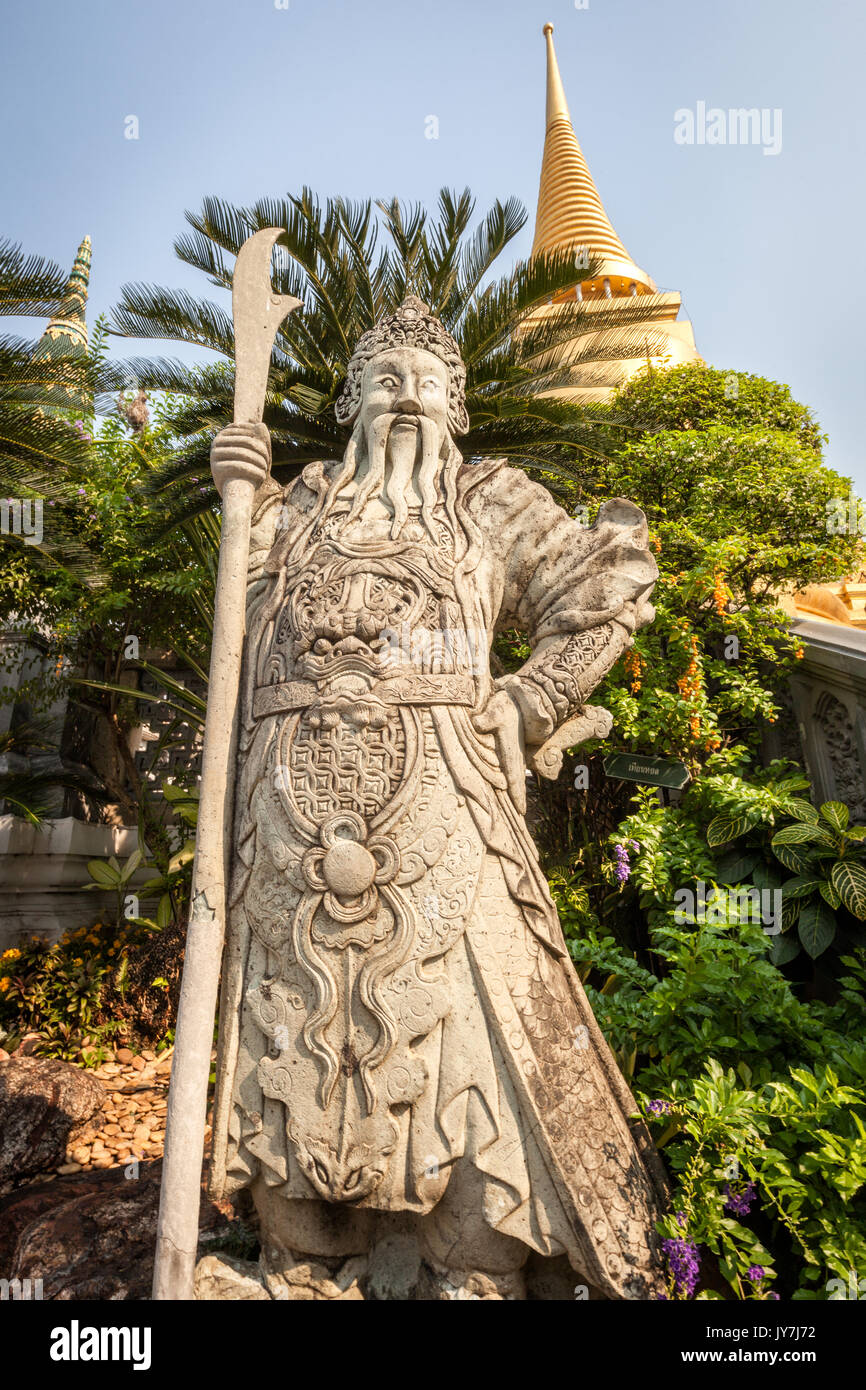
[612,840,640,884]
[747,1266,765,1282]
[724,1180,756,1216]
[614,844,631,883]
[646,1099,671,1116]
[661,1237,701,1298]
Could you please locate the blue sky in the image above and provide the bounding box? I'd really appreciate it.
[3,0,864,489]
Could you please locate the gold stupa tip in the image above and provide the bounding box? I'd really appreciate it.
[531,23,656,293]
[543,22,554,36]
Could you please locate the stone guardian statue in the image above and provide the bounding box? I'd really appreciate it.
[206,296,666,1300]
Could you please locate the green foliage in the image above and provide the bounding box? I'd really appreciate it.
[650,1056,866,1301]
[0,922,158,1063]
[554,761,866,1300]
[134,780,199,930]
[664,770,866,962]
[533,362,861,787]
[82,849,144,926]
[602,423,857,594]
[610,361,825,453]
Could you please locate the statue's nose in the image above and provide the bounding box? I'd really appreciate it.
[393,395,422,416]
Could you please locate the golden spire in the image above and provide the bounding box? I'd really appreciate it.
[532,25,655,296]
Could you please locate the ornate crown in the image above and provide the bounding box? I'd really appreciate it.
[335,295,469,436]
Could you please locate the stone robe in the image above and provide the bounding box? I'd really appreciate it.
[209,451,667,1299]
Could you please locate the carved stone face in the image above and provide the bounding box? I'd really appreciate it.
[358,347,451,459]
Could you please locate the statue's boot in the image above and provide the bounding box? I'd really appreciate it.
[252,1180,374,1297]
[414,1157,529,1300]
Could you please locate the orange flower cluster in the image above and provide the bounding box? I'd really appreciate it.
[676,634,702,702]
[624,648,643,693]
[676,632,706,744]
[712,571,728,615]
[795,646,805,660]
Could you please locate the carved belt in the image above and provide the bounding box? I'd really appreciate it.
[252,673,476,720]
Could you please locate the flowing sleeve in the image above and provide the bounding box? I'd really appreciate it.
[479,468,658,749]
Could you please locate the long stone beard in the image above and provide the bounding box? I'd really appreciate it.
[336,413,444,540]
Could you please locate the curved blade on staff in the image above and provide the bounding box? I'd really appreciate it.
[153,229,300,1300]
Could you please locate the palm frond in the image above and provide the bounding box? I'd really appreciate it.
[107,186,691,533]
[0,241,69,318]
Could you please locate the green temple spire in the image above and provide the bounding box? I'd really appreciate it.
[35,234,91,360]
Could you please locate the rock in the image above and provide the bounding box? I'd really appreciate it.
[0,1161,241,1300]
[258,1252,367,1302]
[194,1253,271,1301]
[130,1056,146,1072]
[141,1051,157,1062]
[0,1049,10,1062]
[0,1058,105,1192]
[17,1033,43,1056]
[115,1049,134,1064]
[56,1163,82,1176]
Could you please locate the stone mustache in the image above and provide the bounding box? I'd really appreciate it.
[207,296,666,1299]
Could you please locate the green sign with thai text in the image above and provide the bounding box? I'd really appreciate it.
[602,752,691,790]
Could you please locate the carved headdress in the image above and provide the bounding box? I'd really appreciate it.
[335,296,470,436]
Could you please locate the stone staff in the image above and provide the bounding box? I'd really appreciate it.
[152,229,300,1300]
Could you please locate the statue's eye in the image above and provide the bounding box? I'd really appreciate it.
[377,375,399,389]
[420,378,440,392]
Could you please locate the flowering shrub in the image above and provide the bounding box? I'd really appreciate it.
[0,916,175,1063]
[553,778,866,1301]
